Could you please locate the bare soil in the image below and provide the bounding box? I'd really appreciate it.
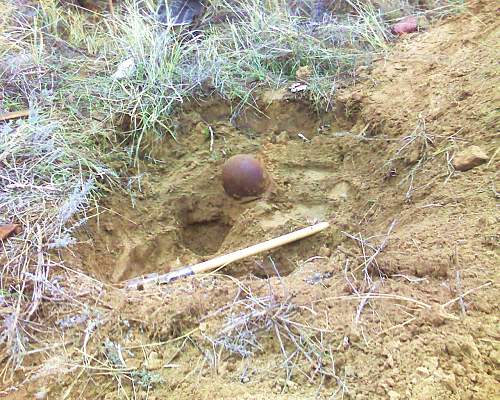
[4,1,499,399]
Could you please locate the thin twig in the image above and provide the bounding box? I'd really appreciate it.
[354,281,380,324]
[208,125,215,153]
[441,281,493,308]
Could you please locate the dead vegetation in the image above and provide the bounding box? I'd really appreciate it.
[202,275,346,390]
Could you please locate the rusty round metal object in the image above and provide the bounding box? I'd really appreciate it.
[222,154,268,198]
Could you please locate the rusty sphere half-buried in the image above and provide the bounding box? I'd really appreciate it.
[222,154,269,198]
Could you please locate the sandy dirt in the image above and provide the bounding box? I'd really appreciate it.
[3,1,499,399]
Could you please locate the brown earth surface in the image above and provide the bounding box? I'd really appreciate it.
[3,1,499,399]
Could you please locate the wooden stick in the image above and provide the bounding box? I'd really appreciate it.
[0,110,29,122]
[124,221,330,290]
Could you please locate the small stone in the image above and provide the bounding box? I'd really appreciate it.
[344,365,356,377]
[404,147,422,165]
[336,355,347,368]
[399,331,412,342]
[348,330,361,343]
[286,380,298,389]
[145,358,163,371]
[103,222,114,232]
[452,363,466,376]
[310,135,323,145]
[424,357,439,372]
[434,369,457,393]
[489,349,500,366]
[387,390,401,400]
[296,65,312,81]
[386,353,395,368]
[419,305,446,327]
[452,146,488,171]
[446,341,462,357]
[34,389,49,400]
[416,366,430,377]
[318,246,331,257]
[275,131,289,144]
[385,377,395,387]
[462,336,481,358]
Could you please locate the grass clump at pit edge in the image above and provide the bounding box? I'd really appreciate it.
[0,0,118,370]
[77,0,391,156]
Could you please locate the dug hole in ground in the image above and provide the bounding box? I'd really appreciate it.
[0,1,499,399]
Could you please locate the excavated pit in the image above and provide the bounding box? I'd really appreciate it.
[180,220,232,256]
[176,199,233,256]
[72,91,352,283]
[72,77,498,290]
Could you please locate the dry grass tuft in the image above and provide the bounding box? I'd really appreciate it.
[0,112,114,369]
[198,274,348,394]
[0,1,116,370]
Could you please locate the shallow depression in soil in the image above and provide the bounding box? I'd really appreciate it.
[180,219,232,256]
[73,95,350,283]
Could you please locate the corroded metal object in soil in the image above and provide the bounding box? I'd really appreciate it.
[222,154,269,198]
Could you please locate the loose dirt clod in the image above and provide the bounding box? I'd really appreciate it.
[34,389,48,400]
[452,145,489,171]
[0,223,21,241]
